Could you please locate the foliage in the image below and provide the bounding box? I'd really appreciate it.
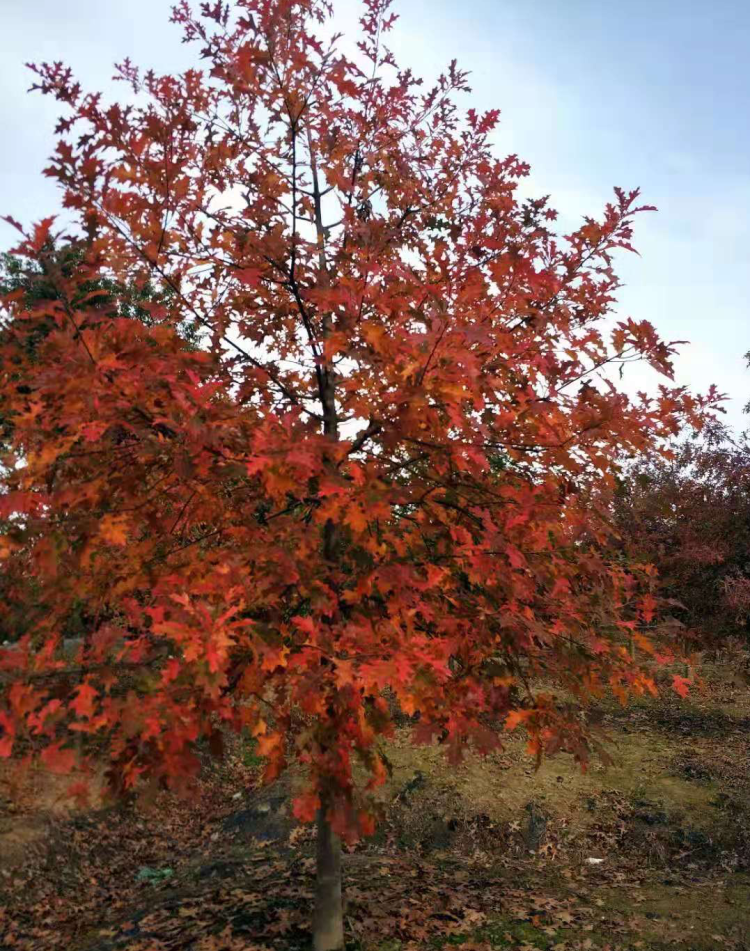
[615,425,750,646]
[0,244,196,643]
[0,0,717,942]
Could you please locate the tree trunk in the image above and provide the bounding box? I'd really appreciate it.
[313,803,344,951]
[307,120,344,951]
[683,639,692,680]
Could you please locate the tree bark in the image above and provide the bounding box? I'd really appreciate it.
[313,802,344,951]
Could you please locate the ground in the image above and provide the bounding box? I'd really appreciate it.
[1,661,749,951]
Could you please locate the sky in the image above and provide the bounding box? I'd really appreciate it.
[1,0,748,431]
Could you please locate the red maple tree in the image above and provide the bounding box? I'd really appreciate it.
[0,2,717,946]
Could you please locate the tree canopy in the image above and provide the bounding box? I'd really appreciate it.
[0,1,718,946]
[615,426,750,649]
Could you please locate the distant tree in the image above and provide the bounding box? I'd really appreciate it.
[615,425,750,648]
[0,1,717,947]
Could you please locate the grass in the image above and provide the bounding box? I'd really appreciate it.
[240,734,265,769]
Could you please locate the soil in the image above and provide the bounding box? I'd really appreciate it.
[1,661,749,950]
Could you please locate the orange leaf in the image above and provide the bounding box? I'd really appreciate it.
[358,810,376,837]
[672,674,691,698]
[345,506,368,533]
[256,731,283,758]
[505,710,528,732]
[99,514,129,546]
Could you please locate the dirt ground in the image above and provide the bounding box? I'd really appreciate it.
[1,662,750,951]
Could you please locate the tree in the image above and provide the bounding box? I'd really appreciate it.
[0,2,717,947]
[615,425,750,649]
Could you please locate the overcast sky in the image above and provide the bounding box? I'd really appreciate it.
[1,0,748,431]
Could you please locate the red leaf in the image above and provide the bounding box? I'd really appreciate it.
[41,743,76,775]
[236,268,261,287]
[292,791,321,823]
[291,615,316,637]
[30,216,56,252]
[70,683,98,719]
[0,711,15,758]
